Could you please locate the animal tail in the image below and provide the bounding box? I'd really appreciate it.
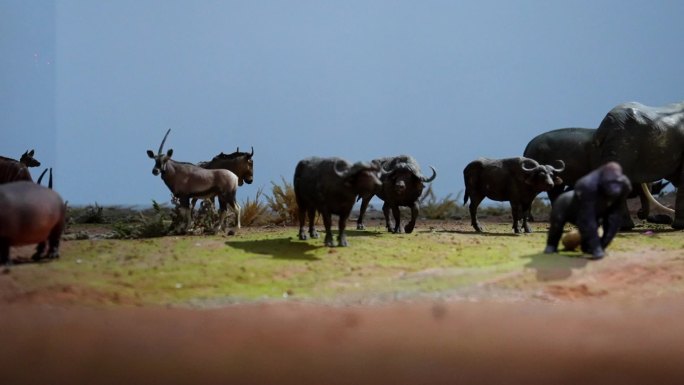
[462,161,481,206]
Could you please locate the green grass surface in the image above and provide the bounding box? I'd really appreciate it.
[7,222,683,306]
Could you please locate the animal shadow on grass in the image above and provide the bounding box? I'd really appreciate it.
[228,237,321,261]
[437,228,525,237]
[523,251,589,282]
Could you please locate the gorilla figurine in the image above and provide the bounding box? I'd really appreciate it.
[544,162,632,259]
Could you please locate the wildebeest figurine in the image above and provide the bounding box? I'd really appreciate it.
[0,179,66,266]
[198,147,254,186]
[0,149,41,183]
[544,162,632,260]
[463,157,565,233]
[191,147,255,212]
[147,129,241,232]
[294,157,382,247]
[356,155,436,233]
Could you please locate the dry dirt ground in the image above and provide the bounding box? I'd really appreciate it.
[2,218,684,385]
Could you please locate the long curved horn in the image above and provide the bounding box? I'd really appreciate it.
[158,129,171,154]
[641,183,674,214]
[421,166,437,183]
[521,158,539,172]
[36,168,48,185]
[250,146,254,157]
[333,159,349,178]
[48,168,53,189]
[550,160,566,173]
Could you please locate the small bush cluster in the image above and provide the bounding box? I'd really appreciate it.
[111,200,171,239]
[419,186,466,220]
[241,187,271,227]
[265,176,298,225]
[70,178,524,239]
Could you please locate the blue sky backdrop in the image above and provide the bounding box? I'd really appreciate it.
[2,1,683,206]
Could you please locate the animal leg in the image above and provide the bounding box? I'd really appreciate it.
[190,197,198,216]
[0,239,11,266]
[356,196,371,230]
[404,202,419,234]
[521,202,533,233]
[298,205,308,240]
[46,221,64,260]
[600,209,622,250]
[177,197,192,233]
[183,207,193,231]
[617,200,635,231]
[215,205,227,233]
[382,203,393,232]
[308,208,319,239]
[391,205,402,234]
[544,211,567,254]
[232,201,241,229]
[510,203,523,234]
[468,194,484,232]
[322,211,334,247]
[32,242,46,261]
[338,213,349,247]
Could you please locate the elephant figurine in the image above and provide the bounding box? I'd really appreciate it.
[593,101,684,229]
[524,127,671,226]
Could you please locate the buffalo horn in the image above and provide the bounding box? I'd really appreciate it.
[158,129,171,154]
[333,159,349,178]
[249,146,254,157]
[421,166,437,183]
[550,160,566,173]
[521,158,539,172]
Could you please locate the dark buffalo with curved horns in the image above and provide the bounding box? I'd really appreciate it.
[463,156,565,233]
[146,129,241,232]
[294,157,382,247]
[0,149,41,184]
[356,155,436,233]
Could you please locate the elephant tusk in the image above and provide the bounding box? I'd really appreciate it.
[641,183,674,214]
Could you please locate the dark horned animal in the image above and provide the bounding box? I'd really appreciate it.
[0,149,41,184]
[294,157,382,247]
[463,157,565,233]
[356,155,436,233]
[147,129,241,232]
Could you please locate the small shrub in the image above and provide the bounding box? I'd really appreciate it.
[241,187,272,227]
[266,177,299,225]
[73,203,106,224]
[479,203,509,217]
[110,200,170,239]
[192,199,220,235]
[419,186,465,219]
